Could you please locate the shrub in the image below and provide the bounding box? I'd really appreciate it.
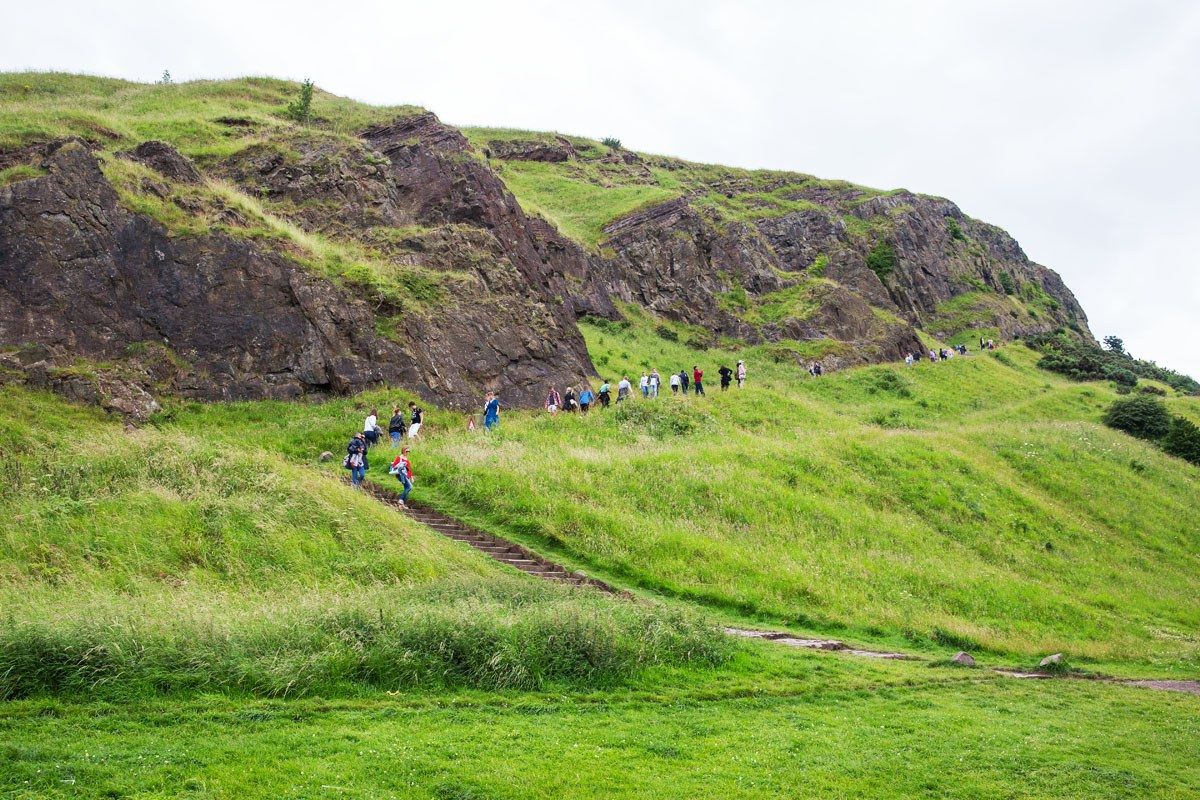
[1102,395,1171,440]
[285,78,315,123]
[1138,384,1167,396]
[1161,416,1200,466]
[655,325,679,342]
[1104,366,1138,388]
[601,137,622,150]
[866,241,896,280]
[808,253,829,277]
[1027,331,1200,394]
[945,218,965,241]
[998,272,1016,295]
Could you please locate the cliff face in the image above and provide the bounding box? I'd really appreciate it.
[0,87,1091,412]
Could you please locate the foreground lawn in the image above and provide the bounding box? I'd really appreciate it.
[2,645,1197,799]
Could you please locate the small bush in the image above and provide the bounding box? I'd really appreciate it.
[998,272,1016,295]
[1138,385,1167,396]
[945,218,966,241]
[284,78,314,123]
[866,241,896,281]
[1104,366,1138,387]
[601,137,622,150]
[1161,416,1200,466]
[612,401,714,439]
[808,254,829,277]
[655,325,679,342]
[1102,395,1171,440]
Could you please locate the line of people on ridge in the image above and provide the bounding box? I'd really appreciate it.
[543,361,748,412]
[902,337,992,366]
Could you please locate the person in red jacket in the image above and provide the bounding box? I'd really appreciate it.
[692,366,705,396]
[390,447,414,505]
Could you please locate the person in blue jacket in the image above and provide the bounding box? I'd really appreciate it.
[483,391,501,430]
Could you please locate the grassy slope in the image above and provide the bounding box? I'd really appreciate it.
[138,311,1200,674]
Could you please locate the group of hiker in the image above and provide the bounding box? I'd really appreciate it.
[345,404,422,502]
[903,340,985,366]
[545,361,749,413]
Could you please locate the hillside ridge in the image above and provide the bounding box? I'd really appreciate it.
[1,73,1089,410]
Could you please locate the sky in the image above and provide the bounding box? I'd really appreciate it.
[3,0,1198,376]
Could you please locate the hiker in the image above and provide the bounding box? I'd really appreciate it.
[980,336,986,350]
[389,447,414,506]
[736,360,746,388]
[928,349,937,363]
[408,401,424,439]
[563,386,578,412]
[680,369,689,394]
[904,353,914,367]
[579,384,595,414]
[639,372,650,398]
[692,366,705,395]
[483,391,500,430]
[388,407,406,447]
[598,380,612,408]
[345,432,368,488]
[546,386,561,414]
[718,364,733,391]
[813,362,823,377]
[617,376,632,402]
[958,343,968,355]
[669,371,681,394]
[649,369,660,398]
[363,408,379,448]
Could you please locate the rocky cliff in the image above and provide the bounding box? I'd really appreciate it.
[0,76,1091,413]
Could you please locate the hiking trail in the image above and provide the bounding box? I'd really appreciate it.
[361,478,1200,697]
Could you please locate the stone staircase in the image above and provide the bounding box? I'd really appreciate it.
[362,480,618,593]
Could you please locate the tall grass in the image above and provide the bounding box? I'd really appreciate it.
[0,578,729,699]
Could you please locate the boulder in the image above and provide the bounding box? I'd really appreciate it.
[318,451,334,462]
[951,651,976,667]
[1039,653,1065,668]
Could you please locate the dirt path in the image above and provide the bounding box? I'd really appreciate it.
[362,481,1199,697]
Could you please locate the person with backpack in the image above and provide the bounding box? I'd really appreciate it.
[736,360,746,388]
[692,366,705,396]
[546,386,562,414]
[617,376,632,403]
[363,409,379,448]
[579,385,595,414]
[388,407,406,447]
[407,402,424,439]
[564,386,578,412]
[389,446,414,506]
[483,392,501,430]
[598,380,611,408]
[345,432,368,488]
[680,369,689,394]
[813,362,824,377]
[718,364,733,391]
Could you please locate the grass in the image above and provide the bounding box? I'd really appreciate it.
[1,650,1198,798]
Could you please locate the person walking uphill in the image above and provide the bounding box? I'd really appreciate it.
[617,376,632,403]
[579,384,595,413]
[718,365,733,391]
[692,366,705,396]
[363,409,380,448]
[407,402,424,439]
[483,391,500,430]
[680,369,689,395]
[390,447,414,506]
[736,360,746,388]
[345,432,368,488]
[598,380,611,408]
[388,407,406,447]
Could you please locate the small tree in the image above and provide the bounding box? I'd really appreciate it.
[945,217,966,241]
[1161,416,1200,465]
[1102,395,1171,440]
[866,241,896,281]
[285,79,315,123]
[601,137,622,150]
[1102,335,1126,356]
[1103,365,1138,388]
[158,70,173,85]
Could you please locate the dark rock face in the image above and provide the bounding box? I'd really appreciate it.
[484,137,576,162]
[121,140,202,184]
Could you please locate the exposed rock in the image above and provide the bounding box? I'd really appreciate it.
[120,140,202,184]
[318,451,334,462]
[1039,653,1065,668]
[485,137,576,162]
[951,651,976,667]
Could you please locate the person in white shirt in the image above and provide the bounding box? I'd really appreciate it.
[617,377,632,402]
[669,372,681,394]
[363,409,379,448]
[649,369,660,398]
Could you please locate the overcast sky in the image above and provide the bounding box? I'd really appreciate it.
[4,1,1198,376]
